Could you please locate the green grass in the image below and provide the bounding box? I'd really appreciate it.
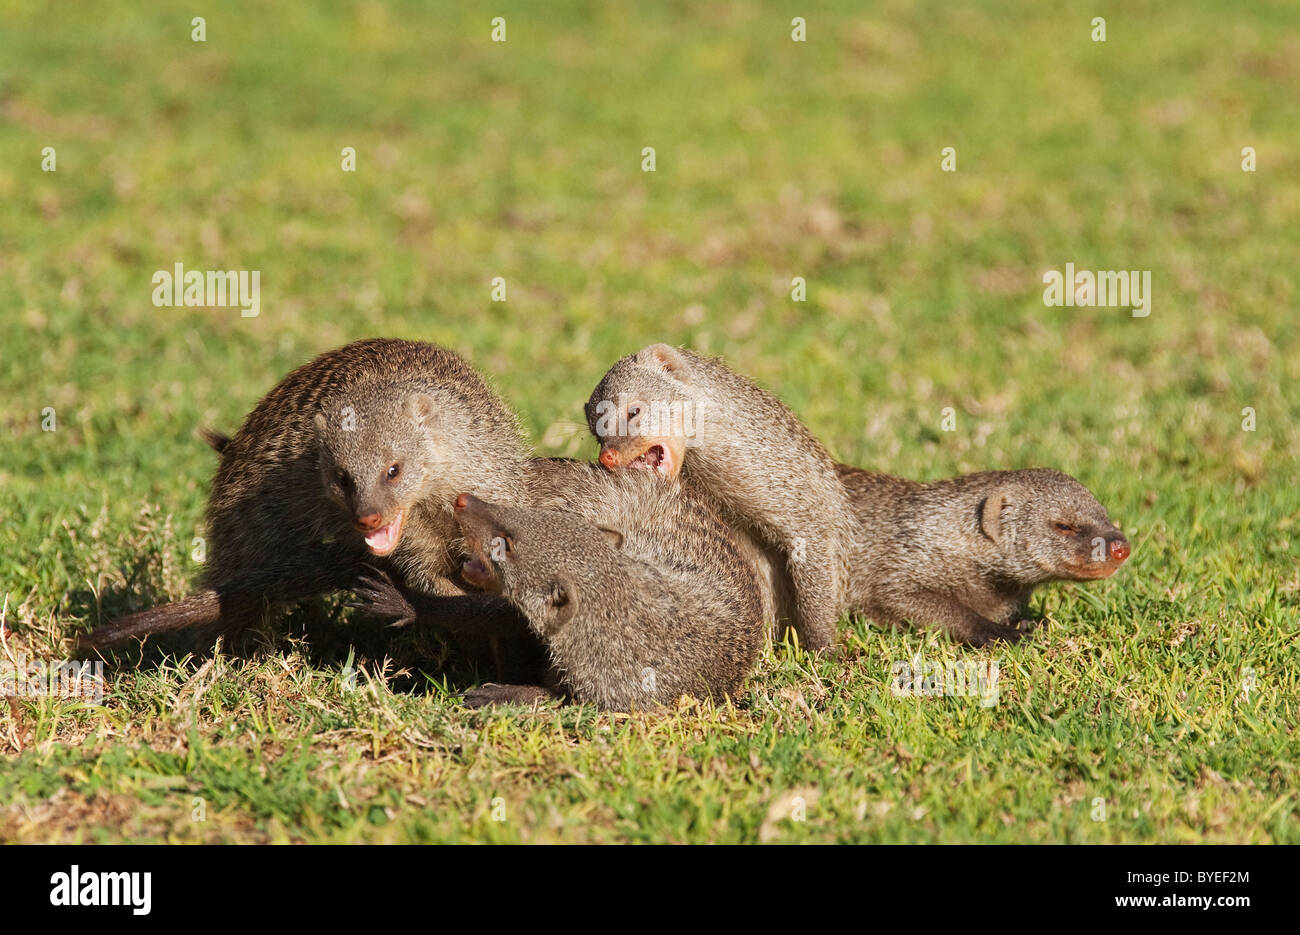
[1,0,1297,843]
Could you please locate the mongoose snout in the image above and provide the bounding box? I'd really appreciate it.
[453,493,505,591]
[1053,525,1129,580]
[356,511,386,530]
[356,509,404,556]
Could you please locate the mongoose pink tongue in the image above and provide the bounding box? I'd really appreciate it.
[633,444,671,474]
[364,511,404,556]
[462,555,496,589]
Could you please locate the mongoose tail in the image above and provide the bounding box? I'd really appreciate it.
[198,427,231,453]
[78,589,224,650]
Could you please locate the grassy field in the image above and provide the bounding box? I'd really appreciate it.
[1,0,1297,843]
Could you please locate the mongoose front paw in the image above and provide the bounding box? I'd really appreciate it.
[463,683,560,708]
[963,620,1025,647]
[350,567,417,627]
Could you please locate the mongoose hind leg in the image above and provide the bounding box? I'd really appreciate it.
[463,683,563,708]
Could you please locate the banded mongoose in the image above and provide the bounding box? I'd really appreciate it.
[79,338,540,670]
[585,343,853,651]
[835,466,1130,645]
[448,486,764,709]
[355,457,786,704]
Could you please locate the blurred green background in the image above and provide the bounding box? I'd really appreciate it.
[0,1,1296,843]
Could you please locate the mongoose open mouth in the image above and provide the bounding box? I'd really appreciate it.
[629,443,675,477]
[1074,563,1120,580]
[1066,556,1125,580]
[599,437,680,478]
[461,554,498,590]
[363,510,404,556]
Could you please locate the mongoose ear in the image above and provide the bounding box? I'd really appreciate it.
[545,579,579,629]
[977,492,1006,543]
[597,526,624,550]
[642,343,692,384]
[313,411,328,437]
[407,393,438,429]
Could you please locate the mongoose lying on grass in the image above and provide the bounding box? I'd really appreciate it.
[80,338,539,670]
[835,466,1130,645]
[585,343,852,651]
[448,487,764,709]
[356,458,780,705]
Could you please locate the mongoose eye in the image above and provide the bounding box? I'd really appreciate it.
[1053,522,1078,535]
[387,463,401,480]
[627,405,641,421]
[489,535,512,561]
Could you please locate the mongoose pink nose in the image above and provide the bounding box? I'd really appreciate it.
[1109,539,1130,563]
[454,493,471,511]
[356,512,384,531]
[599,448,620,470]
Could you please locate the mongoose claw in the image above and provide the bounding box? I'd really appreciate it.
[351,567,417,627]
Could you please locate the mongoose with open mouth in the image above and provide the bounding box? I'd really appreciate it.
[835,465,1130,645]
[447,486,764,709]
[585,343,853,651]
[79,338,538,664]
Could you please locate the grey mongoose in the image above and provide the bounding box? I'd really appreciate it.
[585,343,853,651]
[835,465,1130,644]
[356,457,778,706]
[446,485,765,709]
[80,338,541,675]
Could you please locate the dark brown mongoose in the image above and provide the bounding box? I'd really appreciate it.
[835,465,1130,645]
[447,485,764,710]
[79,338,539,666]
[585,343,853,651]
